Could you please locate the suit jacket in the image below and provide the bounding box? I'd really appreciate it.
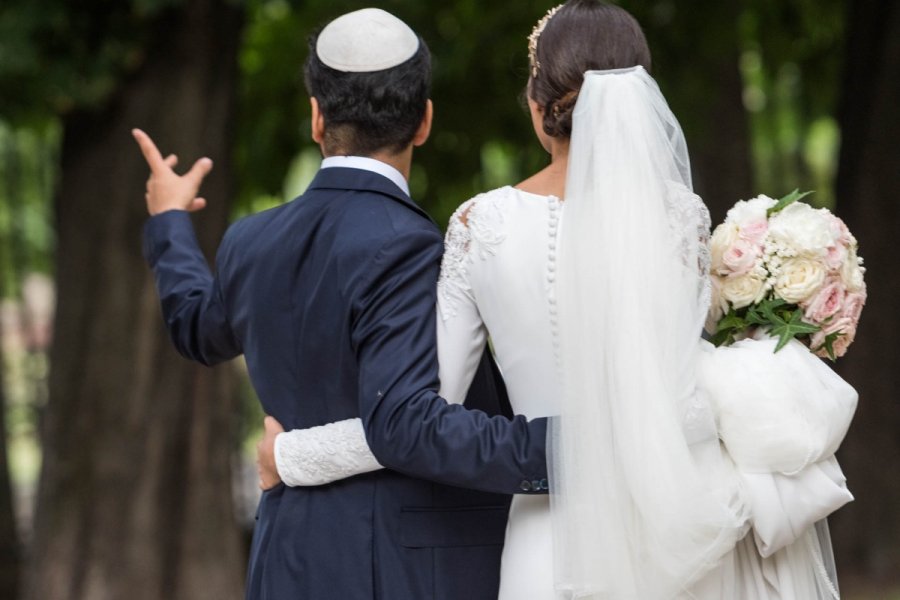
[143,166,549,599]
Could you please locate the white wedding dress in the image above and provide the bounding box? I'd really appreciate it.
[274,184,853,599]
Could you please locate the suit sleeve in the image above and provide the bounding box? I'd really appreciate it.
[352,226,548,495]
[143,210,241,366]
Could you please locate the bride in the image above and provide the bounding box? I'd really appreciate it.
[258,1,851,597]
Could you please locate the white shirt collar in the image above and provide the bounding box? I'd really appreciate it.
[320,156,410,196]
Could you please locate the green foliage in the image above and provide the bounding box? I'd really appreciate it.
[232,0,846,226]
[0,0,176,121]
[235,0,554,226]
[711,297,821,353]
[0,120,59,297]
[767,188,814,215]
[711,307,751,347]
[235,0,310,207]
[737,0,845,207]
[767,305,820,352]
[815,329,842,362]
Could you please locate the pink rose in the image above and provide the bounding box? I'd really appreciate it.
[722,240,760,276]
[739,219,769,245]
[841,290,867,324]
[824,243,848,271]
[829,214,852,246]
[811,316,857,359]
[802,278,846,325]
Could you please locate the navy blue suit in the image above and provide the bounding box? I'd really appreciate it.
[143,167,549,599]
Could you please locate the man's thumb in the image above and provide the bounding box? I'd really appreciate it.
[187,157,214,184]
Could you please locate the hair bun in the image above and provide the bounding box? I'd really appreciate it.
[544,90,579,138]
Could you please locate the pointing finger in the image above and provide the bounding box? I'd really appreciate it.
[131,129,167,174]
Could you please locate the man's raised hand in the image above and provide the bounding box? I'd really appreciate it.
[132,128,213,216]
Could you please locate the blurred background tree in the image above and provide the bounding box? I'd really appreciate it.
[1,1,245,599]
[0,0,896,598]
[831,0,900,586]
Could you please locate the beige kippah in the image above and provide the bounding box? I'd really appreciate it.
[316,8,420,73]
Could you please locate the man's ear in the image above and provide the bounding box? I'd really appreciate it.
[310,97,326,144]
[412,100,433,147]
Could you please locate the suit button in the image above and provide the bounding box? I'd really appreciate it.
[520,480,533,492]
[532,480,542,491]
[540,478,549,490]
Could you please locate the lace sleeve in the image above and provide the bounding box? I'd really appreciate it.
[437,192,507,321]
[663,180,712,314]
[435,192,507,404]
[436,199,476,321]
[274,418,382,486]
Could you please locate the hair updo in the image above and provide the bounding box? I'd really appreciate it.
[529,0,651,138]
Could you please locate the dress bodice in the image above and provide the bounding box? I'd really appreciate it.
[436,186,563,418]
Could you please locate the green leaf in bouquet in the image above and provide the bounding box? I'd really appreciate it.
[710,328,736,347]
[767,189,815,217]
[768,308,821,353]
[711,309,748,347]
[816,331,843,362]
[749,297,787,325]
[745,304,768,326]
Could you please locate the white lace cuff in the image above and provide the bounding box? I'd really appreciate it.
[274,418,383,486]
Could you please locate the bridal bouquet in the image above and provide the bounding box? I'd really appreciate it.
[707,190,866,359]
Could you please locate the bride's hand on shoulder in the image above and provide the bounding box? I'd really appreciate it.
[256,415,285,490]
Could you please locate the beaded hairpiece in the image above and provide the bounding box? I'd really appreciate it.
[528,4,564,78]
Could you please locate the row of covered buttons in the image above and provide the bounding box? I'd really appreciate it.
[547,196,561,366]
[519,478,550,492]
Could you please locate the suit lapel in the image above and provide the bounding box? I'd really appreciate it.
[306,167,435,225]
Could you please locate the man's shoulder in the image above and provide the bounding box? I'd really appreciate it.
[348,187,437,232]
[311,187,440,256]
[220,187,442,265]
[223,201,289,241]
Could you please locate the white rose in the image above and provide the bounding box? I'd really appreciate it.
[841,249,865,292]
[710,223,740,274]
[767,202,833,258]
[774,257,827,304]
[721,273,766,309]
[726,195,777,226]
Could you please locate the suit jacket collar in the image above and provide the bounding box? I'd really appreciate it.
[307,167,434,224]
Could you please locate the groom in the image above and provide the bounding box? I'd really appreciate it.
[136,8,549,600]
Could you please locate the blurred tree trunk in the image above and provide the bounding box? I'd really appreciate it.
[23,2,245,600]
[632,0,755,225]
[0,336,19,600]
[682,31,754,225]
[831,0,900,583]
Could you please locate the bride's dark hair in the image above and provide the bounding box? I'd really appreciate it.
[529,0,651,138]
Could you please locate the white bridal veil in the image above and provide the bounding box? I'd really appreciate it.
[550,66,749,598]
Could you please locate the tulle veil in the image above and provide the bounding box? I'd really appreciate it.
[549,66,749,598]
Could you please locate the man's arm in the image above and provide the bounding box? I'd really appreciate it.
[135,128,241,366]
[144,211,241,365]
[352,227,548,496]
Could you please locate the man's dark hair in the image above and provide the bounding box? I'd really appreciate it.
[304,34,432,156]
